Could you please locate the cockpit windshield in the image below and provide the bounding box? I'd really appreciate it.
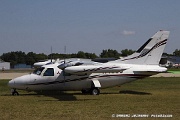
[33,67,45,75]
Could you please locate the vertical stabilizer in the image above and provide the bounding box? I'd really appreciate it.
[117,30,170,65]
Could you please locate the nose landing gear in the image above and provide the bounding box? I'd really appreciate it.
[11,89,19,96]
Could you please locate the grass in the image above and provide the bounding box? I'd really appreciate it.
[168,70,180,74]
[0,78,179,120]
[168,67,180,70]
[168,68,180,71]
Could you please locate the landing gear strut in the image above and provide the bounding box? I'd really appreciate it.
[11,89,19,96]
[81,79,101,95]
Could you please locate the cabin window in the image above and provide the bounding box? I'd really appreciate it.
[33,67,45,75]
[43,68,54,76]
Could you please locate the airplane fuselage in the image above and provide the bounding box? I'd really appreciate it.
[8,63,166,91]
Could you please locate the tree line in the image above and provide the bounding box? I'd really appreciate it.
[0,49,180,68]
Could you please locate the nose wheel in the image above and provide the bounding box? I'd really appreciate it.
[11,89,19,96]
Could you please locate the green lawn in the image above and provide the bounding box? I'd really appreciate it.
[168,70,180,74]
[0,78,179,120]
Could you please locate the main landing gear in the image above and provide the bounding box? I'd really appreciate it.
[81,87,100,95]
[81,80,101,95]
[90,87,100,95]
[11,89,19,96]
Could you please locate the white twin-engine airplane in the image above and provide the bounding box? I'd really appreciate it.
[8,30,170,95]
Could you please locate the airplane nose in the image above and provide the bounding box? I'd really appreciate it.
[8,75,29,89]
[8,79,15,88]
[8,74,35,89]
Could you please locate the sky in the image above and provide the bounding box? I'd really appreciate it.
[0,0,180,56]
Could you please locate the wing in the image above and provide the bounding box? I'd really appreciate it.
[64,65,129,75]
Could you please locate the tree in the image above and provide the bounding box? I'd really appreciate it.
[36,53,48,61]
[77,51,86,58]
[84,52,97,59]
[173,49,180,56]
[17,51,26,63]
[100,49,120,58]
[120,49,135,57]
[26,52,37,66]
[1,51,26,67]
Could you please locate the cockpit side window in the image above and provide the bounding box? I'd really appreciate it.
[43,68,54,76]
[33,67,45,75]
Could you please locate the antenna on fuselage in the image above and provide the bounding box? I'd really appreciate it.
[50,46,53,63]
[64,46,66,64]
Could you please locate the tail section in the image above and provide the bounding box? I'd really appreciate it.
[118,30,170,65]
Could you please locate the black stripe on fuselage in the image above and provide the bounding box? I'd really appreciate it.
[73,66,120,74]
[26,74,150,86]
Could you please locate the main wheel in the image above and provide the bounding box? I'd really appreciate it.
[11,89,19,96]
[90,88,100,95]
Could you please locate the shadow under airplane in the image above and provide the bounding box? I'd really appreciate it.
[119,90,152,95]
[35,91,78,101]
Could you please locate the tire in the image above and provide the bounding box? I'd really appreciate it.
[90,88,100,95]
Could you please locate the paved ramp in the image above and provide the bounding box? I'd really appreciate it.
[0,73,28,79]
[151,73,180,77]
